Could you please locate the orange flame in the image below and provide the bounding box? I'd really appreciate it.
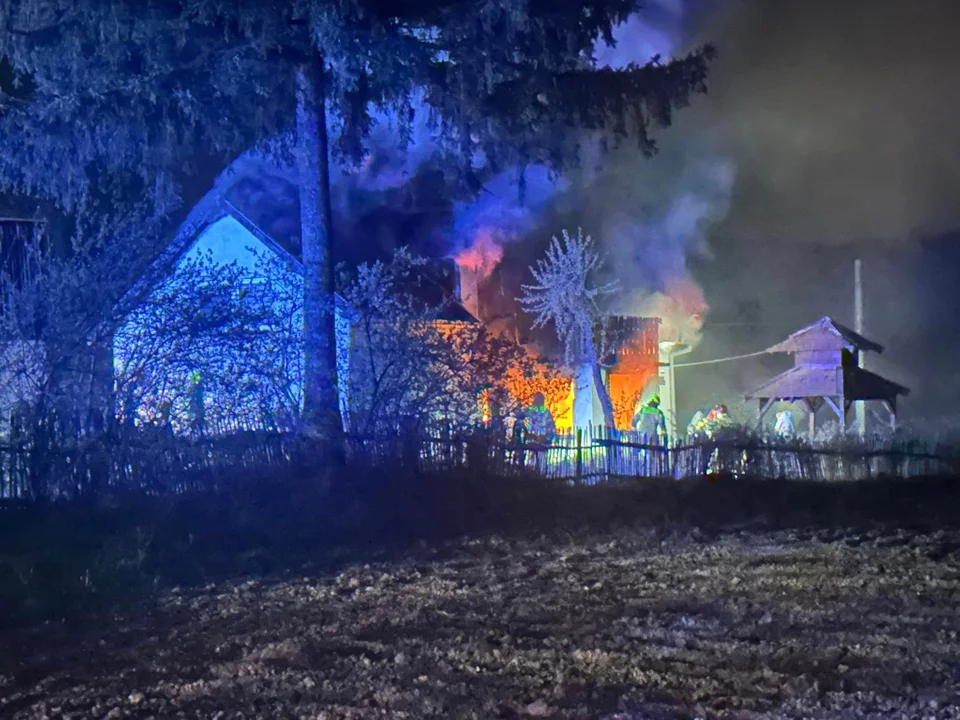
[453,229,504,279]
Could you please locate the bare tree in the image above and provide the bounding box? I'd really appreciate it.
[519,228,618,429]
[342,249,531,436]
[1,233,311,444]
[113,249,306,436]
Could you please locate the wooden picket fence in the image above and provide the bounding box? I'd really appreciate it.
[341,426,959,485]
[0,432,300,501]
[0,426,957,502]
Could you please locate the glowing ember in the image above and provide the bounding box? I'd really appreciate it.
[454,229,504,279]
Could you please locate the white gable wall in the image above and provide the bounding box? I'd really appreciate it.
[114,215,352,433]
[181,215,266,270]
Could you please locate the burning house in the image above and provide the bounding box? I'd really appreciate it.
[571,316,663,432]
[455,249,666,433]
[607,317,663,429]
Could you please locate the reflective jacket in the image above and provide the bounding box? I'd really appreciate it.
[525,404,556,439]
[633,403,666,438]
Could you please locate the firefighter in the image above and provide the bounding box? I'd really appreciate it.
[687,409,706,440]
[506,405,526,467]
[632,394,666,443]
[702,404,738,476]
[703,404,733,439]
[524,392,556,444]
[774,409,795,441]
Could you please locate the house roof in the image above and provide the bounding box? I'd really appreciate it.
[743,364,909,402]
[843,365,911,401]
[744,365,841,400]
[117,147,476,325]
[119,199,475,326]
[113,190,229,323]
[117,199,354,320]
[391,259,479,324]
[765,316,884,355]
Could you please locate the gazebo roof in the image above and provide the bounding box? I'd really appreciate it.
[744,364,910,402]
[765,316,884,355]
[843,365,911,401]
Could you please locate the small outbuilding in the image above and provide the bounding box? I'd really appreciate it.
[744,316,909,435]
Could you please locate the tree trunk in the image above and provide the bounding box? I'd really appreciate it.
[591,358,616,430]
[296,55,342,444]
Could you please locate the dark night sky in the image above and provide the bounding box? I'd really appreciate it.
[667,0,960,426]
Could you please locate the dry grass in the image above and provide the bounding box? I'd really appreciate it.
[2,520,960,719]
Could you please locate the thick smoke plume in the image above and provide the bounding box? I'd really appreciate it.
[446,0,732,358]
[451,166,567,279]
[674,0,960,423]
[574,0,734,350]
[213,0,960,422]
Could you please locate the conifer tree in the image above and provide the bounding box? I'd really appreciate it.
[0,1,713,440]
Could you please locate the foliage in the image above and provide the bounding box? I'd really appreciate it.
[0,215,160,439]
[0,0,714,211]
[520,227,618,368]
[418,0,715,193]
[0,1,715,437]
[0,1,436,437]
[114,249,307,435]
[341,249,532,435]
[0,4,305,205]
[0,221,324,446]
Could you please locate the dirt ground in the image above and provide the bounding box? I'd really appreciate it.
[2,524,960,720]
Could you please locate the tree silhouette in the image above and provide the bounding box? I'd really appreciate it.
[0,1,715,441]
[520,228,618,428]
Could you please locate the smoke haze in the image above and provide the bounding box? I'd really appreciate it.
[675,0,960,425]
[504,0,960,424]
[689,0,960,245]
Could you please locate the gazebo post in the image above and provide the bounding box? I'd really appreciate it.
[823,396,845,430]
[756,397,775,428]
[805,398,818,437]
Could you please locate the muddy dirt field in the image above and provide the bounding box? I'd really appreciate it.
[2,524,960,720]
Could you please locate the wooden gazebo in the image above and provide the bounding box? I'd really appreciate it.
[744,316,910,435]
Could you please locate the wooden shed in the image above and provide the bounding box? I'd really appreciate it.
[744,316,909,435]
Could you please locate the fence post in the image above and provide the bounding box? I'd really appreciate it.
[575,427,583,484]
[605,426,613,482]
